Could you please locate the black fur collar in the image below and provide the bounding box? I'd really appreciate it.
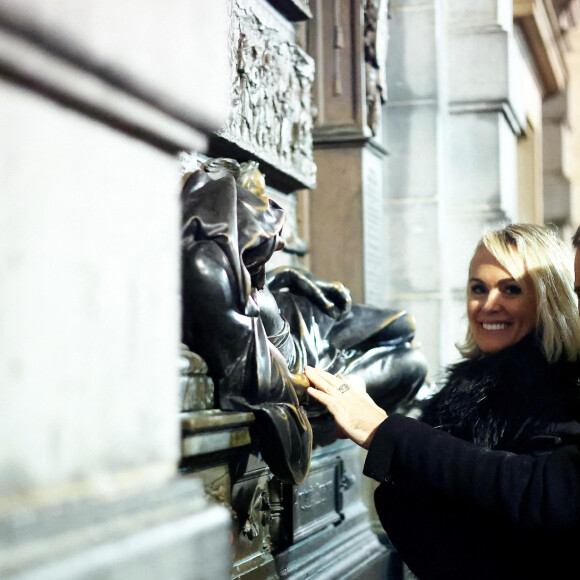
[420,333,580,450]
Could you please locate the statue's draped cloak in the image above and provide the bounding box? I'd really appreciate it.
[181,171,312,484]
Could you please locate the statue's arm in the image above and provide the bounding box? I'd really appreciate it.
[266,266,351,318]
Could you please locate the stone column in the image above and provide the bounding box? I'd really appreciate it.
[381,0,445,371]
[543,91,573,229]
[442,0,527,363]
[0,2,233,577]
[307,0,389,306]
[383,1,529,371]
[566,22,580,230]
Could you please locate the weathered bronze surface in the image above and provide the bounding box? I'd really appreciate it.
[181,166,312,485]
[268,269,428,413]
[180,159,427,488]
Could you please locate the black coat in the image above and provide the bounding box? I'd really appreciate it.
[364,335,580,580]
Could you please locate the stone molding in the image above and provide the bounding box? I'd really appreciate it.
[0,4,226,153]
[0,478,232,579]
[449,99,524,135]
[267,0,313,21]
[447,26,526,134]
[514,0,567,97]
[309,0,389,148]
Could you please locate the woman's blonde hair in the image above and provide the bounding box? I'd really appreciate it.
[458,223,580,362]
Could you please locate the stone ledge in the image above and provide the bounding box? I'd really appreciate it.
[0,5,225,153]
[181,411,255,458]
[446,27,527,133]
[0,477,232,579]
[449,99,524,135]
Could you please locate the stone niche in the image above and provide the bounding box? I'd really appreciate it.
[178,0,393,578]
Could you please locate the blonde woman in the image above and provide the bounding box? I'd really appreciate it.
[307,224,580,580]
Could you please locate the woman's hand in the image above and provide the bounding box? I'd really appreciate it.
[305,366,388,449]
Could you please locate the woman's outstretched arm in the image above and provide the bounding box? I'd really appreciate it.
[305,366,387,449]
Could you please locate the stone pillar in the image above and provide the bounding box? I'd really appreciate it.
[442,0,527,363]
[0,2,233,577]
[381,0,445,371]
[543,91,573,229]
[308,0,388,306]
[178,2,390,578]
[383,1,530,371]
[307,2,408,574]
[566,22,580,230]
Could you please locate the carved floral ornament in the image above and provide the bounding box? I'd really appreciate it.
[364,0,389,136]
[219,0,316,187]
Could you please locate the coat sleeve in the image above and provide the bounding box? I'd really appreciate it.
[363,414,580,532]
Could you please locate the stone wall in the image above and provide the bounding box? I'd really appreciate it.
[0,2,233,577]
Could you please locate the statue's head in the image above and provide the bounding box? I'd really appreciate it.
[181,157,286,291]
[236,184,285,289]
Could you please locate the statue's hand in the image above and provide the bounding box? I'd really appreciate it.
[310,279,352,317]
[267,266,352,319]
[252,285,287,338]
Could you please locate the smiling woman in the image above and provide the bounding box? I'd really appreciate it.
[459,223,580,362]
[466,246,537,354]
[306,223,580,580]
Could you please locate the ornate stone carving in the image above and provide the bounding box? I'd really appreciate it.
[205,473,232,508]
[364,0,389,136]
[241,484,272,542]
[219,0,316,188]
[333,0,345,96]
[267,0,312,21]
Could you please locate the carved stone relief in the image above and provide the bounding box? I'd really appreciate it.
[267,0,312,21]
[218,0,317,188]
[364,0,389,136]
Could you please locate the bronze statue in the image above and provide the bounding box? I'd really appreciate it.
[181,160,427,485]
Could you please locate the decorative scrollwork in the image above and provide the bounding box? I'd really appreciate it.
[241,485,272,541]
[220,0,316,187]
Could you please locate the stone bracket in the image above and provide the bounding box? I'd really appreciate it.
[514,0,567,98]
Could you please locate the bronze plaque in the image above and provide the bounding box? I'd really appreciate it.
[292,458,342,541]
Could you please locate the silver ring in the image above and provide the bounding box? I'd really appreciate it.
[337,383,350,393]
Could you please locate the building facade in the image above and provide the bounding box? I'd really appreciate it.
[1,0,579,578]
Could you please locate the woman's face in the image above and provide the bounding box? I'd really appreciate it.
[467,246,537,353]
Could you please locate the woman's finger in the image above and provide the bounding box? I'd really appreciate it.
[304,366,339,393]
[307,386,329,403]
[307,386,338,410]
[307,387,340,415]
